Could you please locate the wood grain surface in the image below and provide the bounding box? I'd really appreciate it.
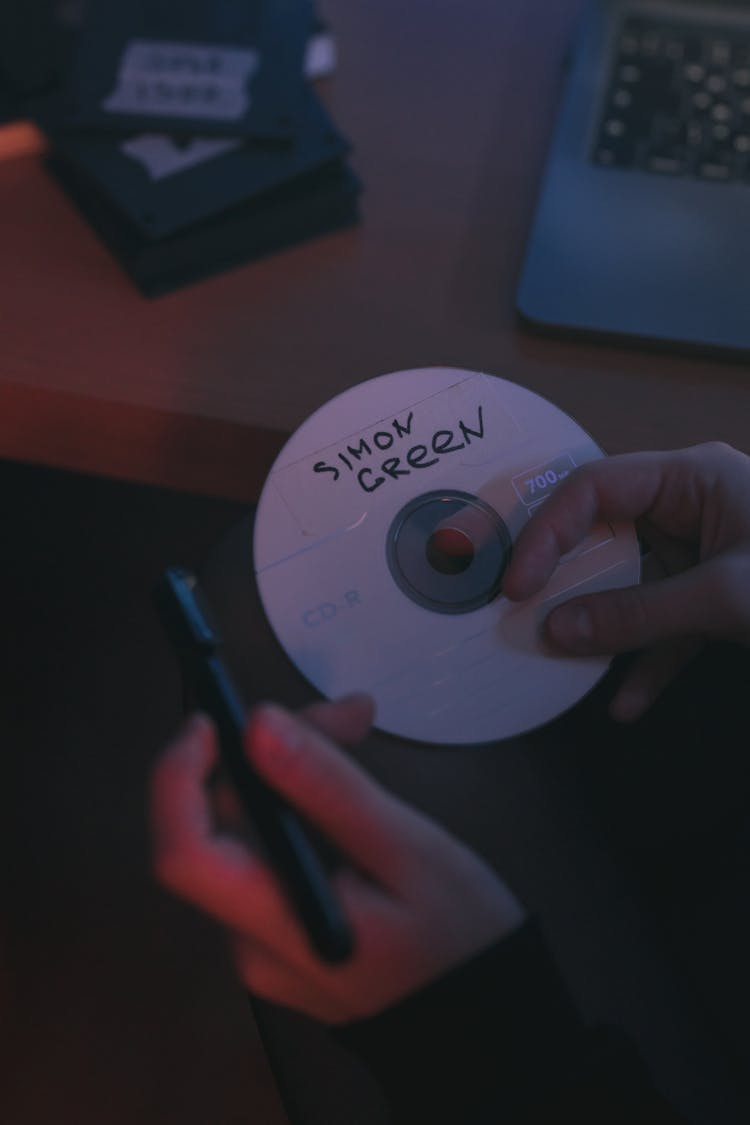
[1,0,747,502]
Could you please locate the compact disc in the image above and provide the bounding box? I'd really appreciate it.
[253,368,641,745]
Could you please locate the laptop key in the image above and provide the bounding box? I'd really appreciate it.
[680,35,704,63]
[646,154,688,174]
[709,39,732,66]
[618,62,642,83]
[706,72,729,95]
[593,16,750,185]
[612,87,634,109]
[594,139,636,167]
[698,160,732,180]
[691,90,713,111]
[685,62,706,83]
[686,121,706,147]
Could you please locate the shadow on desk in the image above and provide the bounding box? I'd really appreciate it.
[0,460,287,1125]
[204,513,750,1125]
[1,457,748,1125]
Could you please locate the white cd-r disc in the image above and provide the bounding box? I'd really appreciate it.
[253,368,640,745]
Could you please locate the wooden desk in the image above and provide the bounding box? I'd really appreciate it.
[2,7,748,1123]
[1,0,748,502]
[201,515,750,1125]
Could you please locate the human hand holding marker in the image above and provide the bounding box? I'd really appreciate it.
[150,442,750,1026]
[151,696,525,1024]
[153,567,357,964]
[502,443,750,722]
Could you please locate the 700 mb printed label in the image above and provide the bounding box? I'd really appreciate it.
[512,453,576,508]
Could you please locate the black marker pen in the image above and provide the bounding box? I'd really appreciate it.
[153,566,355,964]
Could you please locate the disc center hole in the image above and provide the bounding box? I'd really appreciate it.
[425,527,474,575]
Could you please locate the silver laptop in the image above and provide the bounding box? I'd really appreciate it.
[517,1,750,354]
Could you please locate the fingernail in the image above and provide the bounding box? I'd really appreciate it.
[251,705,299,769]
[172,712,213,762]
[337,691,373,705]
[337,691,376,717]
[546,603,594,651]
[176,711,209,744]
[184,711,210,735]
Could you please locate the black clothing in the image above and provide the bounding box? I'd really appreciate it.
[334,919,685,1125]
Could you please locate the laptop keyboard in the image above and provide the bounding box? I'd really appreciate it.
[593,17,750,181]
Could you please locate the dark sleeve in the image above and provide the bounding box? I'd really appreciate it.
[332,918,686,1125]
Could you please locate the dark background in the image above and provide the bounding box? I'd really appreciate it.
[0,458,290,1125]
[2,455,749,1125]
[1,2,749,1121]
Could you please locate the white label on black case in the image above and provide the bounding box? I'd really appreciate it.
[120,133,241,180]
[102,39,259,122]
